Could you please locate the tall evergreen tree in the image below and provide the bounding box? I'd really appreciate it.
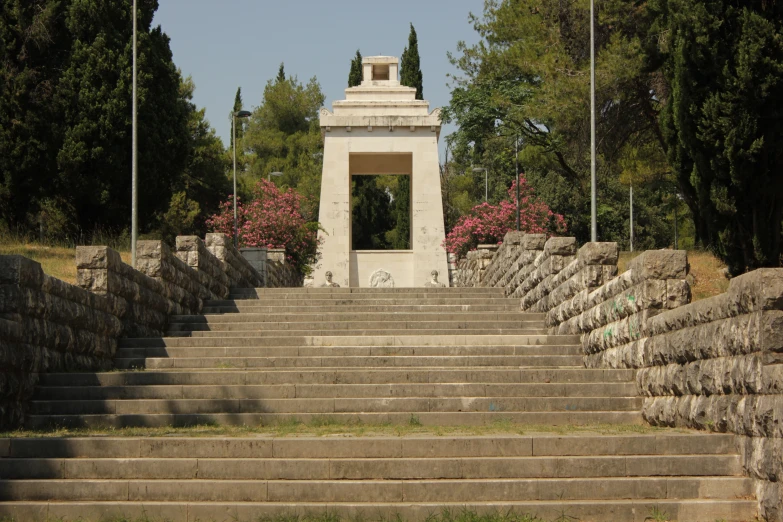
[230,86,243,149]
[348,49,363,87]
[276,63,285,83]
[400,23,423,100]
[656,0,783,274]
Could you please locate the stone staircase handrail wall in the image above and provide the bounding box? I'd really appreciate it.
[175,236,231,299]
[205,233,264,288]
[0,255,121,427]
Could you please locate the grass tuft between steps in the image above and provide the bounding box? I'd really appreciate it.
[2,418,684,438]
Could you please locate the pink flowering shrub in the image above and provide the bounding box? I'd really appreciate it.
[443,177,567,258]
[206,179,321,271]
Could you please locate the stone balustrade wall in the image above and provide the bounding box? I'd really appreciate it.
[175,236,230,299]
[205,233,264,288]
[265,248,304,288]
[452,245,499,287]
[513,237,577,306]
[0,255,121,428]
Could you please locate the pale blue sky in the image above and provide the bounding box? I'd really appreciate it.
[152,0,483,159]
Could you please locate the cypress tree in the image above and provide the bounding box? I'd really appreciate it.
[400,23,423,100]
[276,63,285,83]
[348,49,363,87]
[230,87,243,149]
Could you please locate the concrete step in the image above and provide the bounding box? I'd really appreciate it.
[165,328,549,338]
[201,299,519,314]
[28,396,643,415]
[0,434,740,459]
[170,311,545,324]
[24,411,645,429]
[118,334,581,348]
[114,345,582,359]
[113,355,586,370]
[38,368,637,386]
[31,383,641,401]
[166,320,546,333]
[0,454,743,480]
[225,292,511,300]
[0,477,752,502]
[205,298,518,307]
[230,287,507,295]
[0,499,759,522]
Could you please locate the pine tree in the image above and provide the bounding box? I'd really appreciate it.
[400,23,423,100]
[276,63,285,83]
[230,87,243,149]
[348,49,363,87]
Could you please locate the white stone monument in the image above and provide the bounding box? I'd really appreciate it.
[315,56,449,288]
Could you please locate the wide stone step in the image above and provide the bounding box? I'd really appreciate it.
[0,454,742,480]
[114,354,586,370]
[205,298,516,307]
[226,292,510,300]
[170,311,545,324]
[24,411,644,429]
[28,396,643,415]
[165,328,548,338]
[114,345,582,359]
[0,477,751,502]
[202,304,521,313]
[32,383,638,401]
[0,499,759,522]
[118,334,580,348]
[231,287,507,295]
[166,320,545,333]
[0,434,739,459]
[37,368,636,386]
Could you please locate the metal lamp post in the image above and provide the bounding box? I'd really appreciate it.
[232,110,252,247]
[514,136,520,231]
[590,0,597,242]
[131,0,138,266]
[268,171,283,182]
[472,167,488,202]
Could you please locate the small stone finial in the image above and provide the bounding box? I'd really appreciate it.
[424,269,445,288]
[320,270,340,288]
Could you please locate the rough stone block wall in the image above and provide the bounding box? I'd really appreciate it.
[265,248,304,288]
[205,233,264,288]
[175,236,230,299]
[0,255,121,428]
[635,268,783,521]
[453,245,499,287]
[514,237,577,306]
[136,240,206,315]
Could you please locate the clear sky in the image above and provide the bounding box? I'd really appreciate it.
[152,0,483,159]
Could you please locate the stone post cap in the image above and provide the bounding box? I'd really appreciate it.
[521,234,546,250]
[76,246,123,270]
[205,233,231,247]
[502,231,525,245]
[0,254,43,287]
[175,236,204,251]
[544,236,577,256]
[628,250,688,280]
[578,242,619,265]
[728,268,783,312]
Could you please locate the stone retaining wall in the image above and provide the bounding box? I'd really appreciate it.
[266,248,304,288]
[452,245,499,287]
[0,256,121,428]
[175,236,230,299]
[205,233,264,288]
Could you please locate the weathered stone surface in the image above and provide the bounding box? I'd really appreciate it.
[206,233,264,288]
[628,250,688,283]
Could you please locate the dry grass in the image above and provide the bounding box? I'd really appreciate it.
[0,420,683,439]
[0,241,131,285]
[618,249,729,301]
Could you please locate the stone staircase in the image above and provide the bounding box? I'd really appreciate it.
[1,288,757,521]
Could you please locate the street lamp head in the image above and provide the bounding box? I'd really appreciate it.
[270,171,283,177]
[472,167,486,173]
[235,110,252,118]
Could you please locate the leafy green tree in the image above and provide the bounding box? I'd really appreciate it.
[276,63,285,83]
[242,71,324,219]
[351,176,395,250]
[442,0,674,248]
[655,0,783,273]
[348,49,363,87]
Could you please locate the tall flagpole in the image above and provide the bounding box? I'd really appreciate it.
[131,0,138,266]
[590,0,597,242]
